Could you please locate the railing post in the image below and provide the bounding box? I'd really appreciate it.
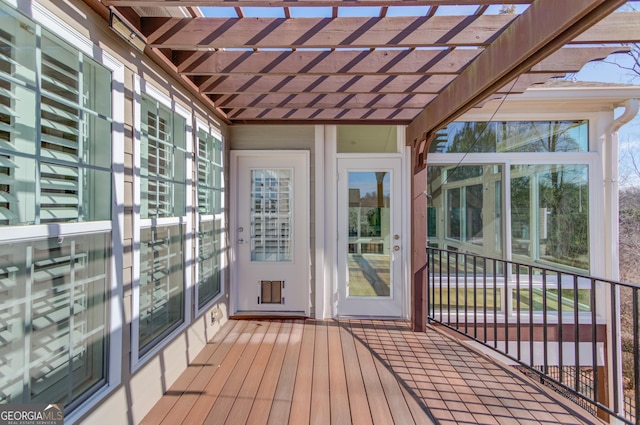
[410,160,427,332]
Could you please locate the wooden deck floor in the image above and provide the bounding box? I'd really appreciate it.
[141,319,599,425]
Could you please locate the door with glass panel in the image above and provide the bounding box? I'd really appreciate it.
[337,158,403,317]
[232,151,309,314]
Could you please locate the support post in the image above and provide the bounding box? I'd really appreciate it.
[411,141,428,332]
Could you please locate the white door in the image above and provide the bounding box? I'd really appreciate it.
[231,151,309,314]
[337,158,404,317]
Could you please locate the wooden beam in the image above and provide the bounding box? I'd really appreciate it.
[215,93,436,109]
[198,74,458,94]
[142,15,517,49]
[574,11,640,43]
[199,72,560,95]
[176,46,624,76]
[406,0,627,148]
[106,0,533,6]
[176,49,480,75]
[225,107,419,121]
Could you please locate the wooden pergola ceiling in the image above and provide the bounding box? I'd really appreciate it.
[96,0,638,134]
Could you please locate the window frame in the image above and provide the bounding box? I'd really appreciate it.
[0,1,125,422]
[194,119,225,317]
[426,112,606,325]
[131,76,193,370]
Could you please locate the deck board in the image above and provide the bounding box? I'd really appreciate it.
[143,319,601,425]
[287,320,315,425]
[141,320,245,425]
[266,320,304,425]
[246,320,292,425]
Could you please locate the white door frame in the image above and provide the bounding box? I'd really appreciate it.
[322,125,410,319]
[230,150,311,316]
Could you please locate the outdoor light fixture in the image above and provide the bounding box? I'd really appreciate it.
[109,10,146,52]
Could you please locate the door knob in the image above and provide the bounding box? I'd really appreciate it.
[393,245,400,251]
[238,238,245,244]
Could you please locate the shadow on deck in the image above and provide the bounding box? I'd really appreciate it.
[141,319,601,425]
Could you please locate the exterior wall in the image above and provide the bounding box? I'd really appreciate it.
[229,125,317,315]
[0,1,232,424]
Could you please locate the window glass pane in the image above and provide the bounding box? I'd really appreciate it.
[140,96,186,219]
[513,288,591,312]
[337,125,398,153]
[347,171,391,297]
[0,233,110,408]
[427,165,503,256]
[198,219,221,308]
[0,11,111,227]
[430,120,588,153]
[250,169,292,262]
[510,164,589,272]
[433,287,502,311]
[139,224,185,352]
[197,130,223,216]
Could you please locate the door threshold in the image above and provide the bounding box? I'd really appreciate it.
[231,311,308,320]
[336,315,407,321]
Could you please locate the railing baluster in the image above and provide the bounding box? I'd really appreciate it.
[464,252,468,335]
[439,250,443,323]
[483,257,487,344]
[558,271,564,387]
[529,266,534,368]
[447,250,451,326]
[591,278,599,411]
[634,289,639,425]
[610,282,619,416]
[474,255,478,339]
[574,274,580,397]
[543,269,548,375]
[516,266,521,362]
[493,258,498,349]
[455,251,459,330]
[504,260,509,356]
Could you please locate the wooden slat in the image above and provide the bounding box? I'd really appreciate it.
[266,320,304,425]
[201,320,275,424]
[199,74,457,95]
[107,0,534,6]
[216,93,436,109]
[350,321,395,425]
[287,320,315,425]
[309,321,330,425]
[245,321,293,425]
[177,49,480,75]
[143,15,517,49]
[339,322,374,425]
[226,107,420,122]
[327,322,352,425]
[224,320,281,424]
[178,46,624,76]
[179,321,260,424]
[140,320,242,425]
